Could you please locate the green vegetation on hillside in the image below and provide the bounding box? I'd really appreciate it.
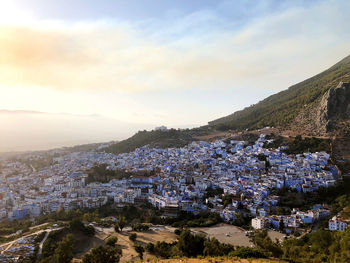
[282,228,350,262]
[0,218,32,236]
[40,218,95,262]
[104,128,205,154]
[265,134,331,154]
[85,164,155,184]
[104,129,194,154]
[83,244,122,263]
[150,211,222,228]
[209,55,350,130]
[146,229,235,259]
[274,176,350,214]
[285,135,331,154]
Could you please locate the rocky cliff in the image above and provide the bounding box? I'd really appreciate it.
[291,82,350,135]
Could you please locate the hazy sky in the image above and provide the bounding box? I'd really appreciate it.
[0,0,349,151]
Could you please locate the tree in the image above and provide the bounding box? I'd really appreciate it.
[203,238,222,256]
[177,229,205,257]
[132,223,149,232]
[145,243,154,253]
[149,241,174,258]
[279,219,284,232]
[115,217,126,232]
[56,208,66,221]
[82,245,121,263]
[228,247,265,259]
[310,230,333,254]
[70,218,95,236]
[54,234,75,263]
[106,236,118,247]
[83,211,99,222]
[174,229,182,235]
[249,230,282,258]
[129,233,137,242]
[70,218,85,231]
[134,245,145,259]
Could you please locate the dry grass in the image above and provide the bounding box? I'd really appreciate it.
[191,224,284,247]
[72,224,285,262]
[84,229,178,262]
[139,257,286,263]
[194,131,232,142]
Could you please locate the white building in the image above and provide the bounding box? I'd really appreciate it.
[252,217,267,229]
[329,216,347,231]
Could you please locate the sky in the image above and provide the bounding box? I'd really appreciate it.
[0,0,349,151]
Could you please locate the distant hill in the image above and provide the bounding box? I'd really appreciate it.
[209,54,350,135]
[104,128,204,154]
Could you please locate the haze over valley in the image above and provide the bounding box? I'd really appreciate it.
[0,110,156,152]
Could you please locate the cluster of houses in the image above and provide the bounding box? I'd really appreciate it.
[251,205,332,233]
[328,215,348,231]
[0,235,37,262]
[0,134,341,233]
[252,208,349,232]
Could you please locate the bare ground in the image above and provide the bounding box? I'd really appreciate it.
[190,224,284,247]
[72,224,285,262]
[72,226,178,262]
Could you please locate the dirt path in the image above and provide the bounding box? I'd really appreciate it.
[37,231,50,260]
[0,228,61,255]
[89,226,178,262]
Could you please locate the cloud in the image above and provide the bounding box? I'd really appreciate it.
[0,0,349,94]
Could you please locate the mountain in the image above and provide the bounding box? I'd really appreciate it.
[104,55,350,156]
[209,55,350,136]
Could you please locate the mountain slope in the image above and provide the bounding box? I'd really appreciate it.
[104,129,196,154]
[209,54,350,133]
[105,54,350,155]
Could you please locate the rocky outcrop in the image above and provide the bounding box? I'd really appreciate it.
[292,82,350,135]
[321,81,350,132]
[326,82,350,119]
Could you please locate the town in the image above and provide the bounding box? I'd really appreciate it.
[0,133,344,238]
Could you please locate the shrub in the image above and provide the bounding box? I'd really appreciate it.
[145,243,155,253]
[106,236,118,247]
[174,229,182,235]
[132,223,149,232]
[82,245,121,263]
[228,247,265,258]
[129,233,137,242]
[134,245,145,259]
